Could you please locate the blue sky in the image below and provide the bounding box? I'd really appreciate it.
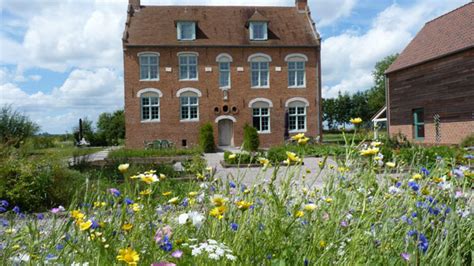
[0,0,469,133]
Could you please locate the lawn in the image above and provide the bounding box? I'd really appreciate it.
[0,132,472,265]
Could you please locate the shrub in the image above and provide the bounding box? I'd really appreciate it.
[0,105,39,147]
[199,123,215,153]
[242,124,259,151]
[223,151,258,164]
[108,147,202,159]
[460,133,474,147]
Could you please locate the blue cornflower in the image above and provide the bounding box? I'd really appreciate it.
[37,213,44,220]
[418,234,429,253]
[45,254,57,260]
[160,236,173,252]
[230,222,238,231]
[91,220,100,229]
[401,215,412,225]
[408,230,418,237]
[180,198,189,207]
[408,181,419,191]
[0,200,8,207]
[266,254,272,260]
[427,196,437,205]
[12,206,20,214]
[421,167,430,176]
[304,259,309,266]
[210,186,216,192]
[445,207,451,214]
[56,244,64,250]
[0,207,6,213]
[464,154,473,160]
[240,184,247,192]
[428,207,440,216]
[229,181,236,188]
[411,212,417,218]
[1,219,9,227]
[109,188,120,197]
[124,198,133,205]
[395,181,402,188]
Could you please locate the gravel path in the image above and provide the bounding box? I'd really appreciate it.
[204,153,337,188]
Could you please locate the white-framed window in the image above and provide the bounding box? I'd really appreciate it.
[250,100,272,133]
[141,92,160,121]
[177,89,201,122]
[285,54,308,88]
[248,54,271,88]
[287,101,307,132]
[177,21,196,41]
[139,53,159,80]
[219,61,230,88]
[179,53,198,80]
[249,22,268,41]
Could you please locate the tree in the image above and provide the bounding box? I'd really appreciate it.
[0,105,39,147]
[199,123,215,153]
[242,124,259,152]
[96,110,125,145]
[322,98,337,130]
[366,54,398,115]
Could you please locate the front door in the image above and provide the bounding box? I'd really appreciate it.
[218,119,233,146]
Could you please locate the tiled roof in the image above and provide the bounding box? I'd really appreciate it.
[123,5,319,47]
[386,2,474,73]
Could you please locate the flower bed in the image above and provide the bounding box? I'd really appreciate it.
[0,131,472,265]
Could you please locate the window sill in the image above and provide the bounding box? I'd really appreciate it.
[178,39,196,41]
[289,129,307,134]
[180,119,199,123]
[179,79,199,82]
[257,131,271,134]
[251,86,270,89]
[141,119,161,123]
[219,87,231,90]
[288,86,306,89]
[140,79,160,82]
[250,39,268,41]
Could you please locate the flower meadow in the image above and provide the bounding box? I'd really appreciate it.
[0,130,473,265]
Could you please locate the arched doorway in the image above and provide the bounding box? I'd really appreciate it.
[217,118,234,147]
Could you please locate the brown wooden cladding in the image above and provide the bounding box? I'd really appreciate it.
[387,48,474,126]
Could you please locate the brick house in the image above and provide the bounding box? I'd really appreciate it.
[122,0,322,149]
[385,2,474,145]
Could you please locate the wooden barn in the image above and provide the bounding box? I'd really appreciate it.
[385,2,474,145]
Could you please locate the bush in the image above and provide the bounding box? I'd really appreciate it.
[242,124,259,151]
[199,123,215,153]
[394,145,466,167]
[0,105,39,147]
[108,147,202,159]
[460,133,474,147]
[223,151,258,164]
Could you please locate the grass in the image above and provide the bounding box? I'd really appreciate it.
[0,131,472,264]
[108,147,202,159]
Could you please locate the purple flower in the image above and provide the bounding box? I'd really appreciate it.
[160,236,173,252]
[408,181,419,191]
[171,250,183,259]
[230,222,239,231]
[401,253,410,261]
[37,213,44,220]
[56,244,64,250]
[418,234,429,253]
[108,188,120,197]
[180,198,189,207]
[453,169,464,178]
[401,215,412,225]
[12,206,20,214]
[395,182,402,188]
[411,212,417,218]
[0,200,8,207]
[124,198,133,205]
[0,207,6,213]
[91,220,100,229]
[229,181,236,188]
[51,206,65,214]
[151,263,176,266]
[1,219,9,227]
[340,220,348,227]
[408,230,418,237]
[421,167,430,176]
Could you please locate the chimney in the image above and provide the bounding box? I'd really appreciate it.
[129,0,140,11]
[295,0,308,12]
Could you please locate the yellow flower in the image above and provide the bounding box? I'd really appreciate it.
[286,151,301,163]
[206,166,213,172]
[131,203,142,212]
[188,191,198,197]
[386,162,396,168]
[304,203,317,212]
[258,157,270,167]
[318,161,325,169]
[235,200,252,211]
[196,173,205,180]
[141,174,159,184]
[360,147,379,156]
[79,220,92,231]
[210,206,227,219]
[283,159,290,165]
[325,197,333,203]
[374,156,382,161]
[159,173,166,180]
[210,195,227,206]
[412,173,422,180]
[371,141,383,147]
[319,240,327,248]
[168,197,179,205]
[243,189,251,194]
[139,189,152,196]
[162,191,172,196]
[421,187,430,195]
[295,210,305,218]
[350,117,362,124]
[93,201,107,208]
[306,169,311,174]
[228,153,237,159]
[291,133,305,141]
[122,223,133,231]
[116,247,140,265]
[433,177,443,183]
[118,163,130,173]
[70,210,85,220]
[298,137,310,145]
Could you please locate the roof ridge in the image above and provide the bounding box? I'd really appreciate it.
[142,5,294,9]
[425,1,473,25]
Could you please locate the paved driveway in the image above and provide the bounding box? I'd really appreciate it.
[204,153,337,188]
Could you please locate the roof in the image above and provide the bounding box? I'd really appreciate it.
[123,5,319,47]
[386,2,474,74]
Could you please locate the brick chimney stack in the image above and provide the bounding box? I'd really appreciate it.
[129,0,140,11]
[295,0,308,12]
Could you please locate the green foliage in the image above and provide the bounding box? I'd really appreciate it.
[108,147,202,159]
[367,54,398,115]
[182,154,207,175]
[199,123,215,153]
[0,105,40,147]
[96,110,125,146]
[242,124,259,151]
[267,144,345,163]
[396,146,466,167]
[460,133,474,147]
[223,151,258,164]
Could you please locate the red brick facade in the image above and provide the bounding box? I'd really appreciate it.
[123,2,322,149]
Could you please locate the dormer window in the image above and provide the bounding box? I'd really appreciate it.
[249,22,268,41]
[177,21,196,41]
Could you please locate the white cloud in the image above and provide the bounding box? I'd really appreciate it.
[311,0,357,27]
[321,0,468,98]
[0,68,123,133]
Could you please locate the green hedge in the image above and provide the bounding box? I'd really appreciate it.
[108,147,202,159]
[199,123,216,153]
[242,124,259,151]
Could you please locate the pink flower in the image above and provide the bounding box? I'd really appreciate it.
[51,206,65,214]
[151,263,176,266]
[401,253,410,261]
[171,250,183,259]
[154,225,173,243]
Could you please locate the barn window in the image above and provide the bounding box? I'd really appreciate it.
[413,108,425,139]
